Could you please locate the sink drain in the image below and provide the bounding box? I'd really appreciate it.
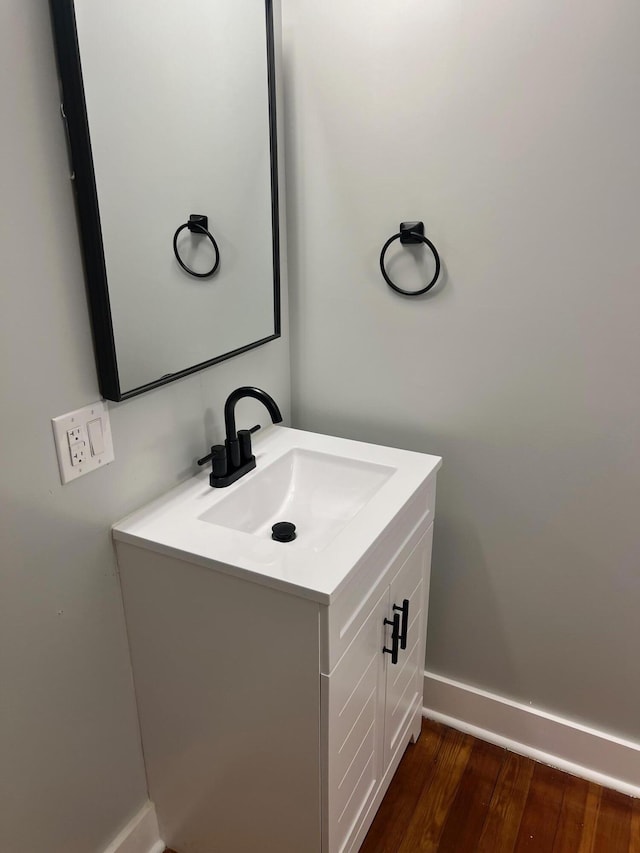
[272,521,296,542]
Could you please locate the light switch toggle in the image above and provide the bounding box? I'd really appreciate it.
[87,418,105,456]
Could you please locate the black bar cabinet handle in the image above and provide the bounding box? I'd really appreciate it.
[393,598,410,650]
[383,612,401,665]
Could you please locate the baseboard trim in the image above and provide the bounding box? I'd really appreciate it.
[103,801,164,853]
[423,670,640,798]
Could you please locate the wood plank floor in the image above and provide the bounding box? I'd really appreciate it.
[361,719,640,853]
[164,718,638,852]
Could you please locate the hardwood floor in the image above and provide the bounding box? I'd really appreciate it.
[164,718,638,852]
[361,719,640,853]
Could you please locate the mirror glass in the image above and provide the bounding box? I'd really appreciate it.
[50,0,280,400]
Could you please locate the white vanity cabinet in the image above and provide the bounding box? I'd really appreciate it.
[116,521,434,853]
[113,426,440,853]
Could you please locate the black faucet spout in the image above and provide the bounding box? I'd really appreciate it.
[224,386,283,442]
[199,386,283,487]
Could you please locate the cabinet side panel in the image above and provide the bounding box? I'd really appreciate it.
[117,543,321,853]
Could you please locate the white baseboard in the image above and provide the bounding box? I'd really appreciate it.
[103,802,164,853]
[423,670,640,798]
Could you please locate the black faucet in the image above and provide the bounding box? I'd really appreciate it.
[197,386,283,487]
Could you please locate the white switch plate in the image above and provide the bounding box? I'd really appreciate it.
[52,401,115,484]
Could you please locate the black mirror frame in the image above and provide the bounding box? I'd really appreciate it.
[49,0,281,402]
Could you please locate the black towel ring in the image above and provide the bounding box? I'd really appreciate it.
[173,214,220,278]
[380,221,440,296]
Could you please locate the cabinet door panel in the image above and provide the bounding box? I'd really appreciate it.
[336,709,377,820]
[387,581,422,694]
[333,649,378,752]
[387,591,422,699]
[334,660,378,784]
[324,590,387,853]
[384,532,430,768]
[385,599,423,761]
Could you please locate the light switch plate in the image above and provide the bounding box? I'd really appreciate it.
[52,401,115,484]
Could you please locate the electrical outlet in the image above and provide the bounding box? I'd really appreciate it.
[67,426,83,443]
[52,401,115,484]
[70,441,87,466]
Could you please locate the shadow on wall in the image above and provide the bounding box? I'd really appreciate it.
[426,511,516,691]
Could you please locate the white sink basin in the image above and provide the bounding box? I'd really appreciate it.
[199,448,394,552]
[113,426,441,603]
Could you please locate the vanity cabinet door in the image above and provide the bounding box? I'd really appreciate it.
[383,527,433,769]
[323,590,388,853]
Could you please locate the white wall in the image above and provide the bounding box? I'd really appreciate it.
[0,2,289,851]
[283,0,640,740]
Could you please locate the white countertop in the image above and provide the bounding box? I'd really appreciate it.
[112,426,441,604]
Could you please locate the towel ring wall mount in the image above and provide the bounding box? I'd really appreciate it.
[379,221,441,296]
[173,214,220,278]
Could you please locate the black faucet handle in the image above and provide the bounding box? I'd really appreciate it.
[197,444,227,477]
[238,425,261,464]
[211,445,227,477]
[198,427,259,467]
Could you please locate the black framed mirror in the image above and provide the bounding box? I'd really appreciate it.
[49,0,280,401]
